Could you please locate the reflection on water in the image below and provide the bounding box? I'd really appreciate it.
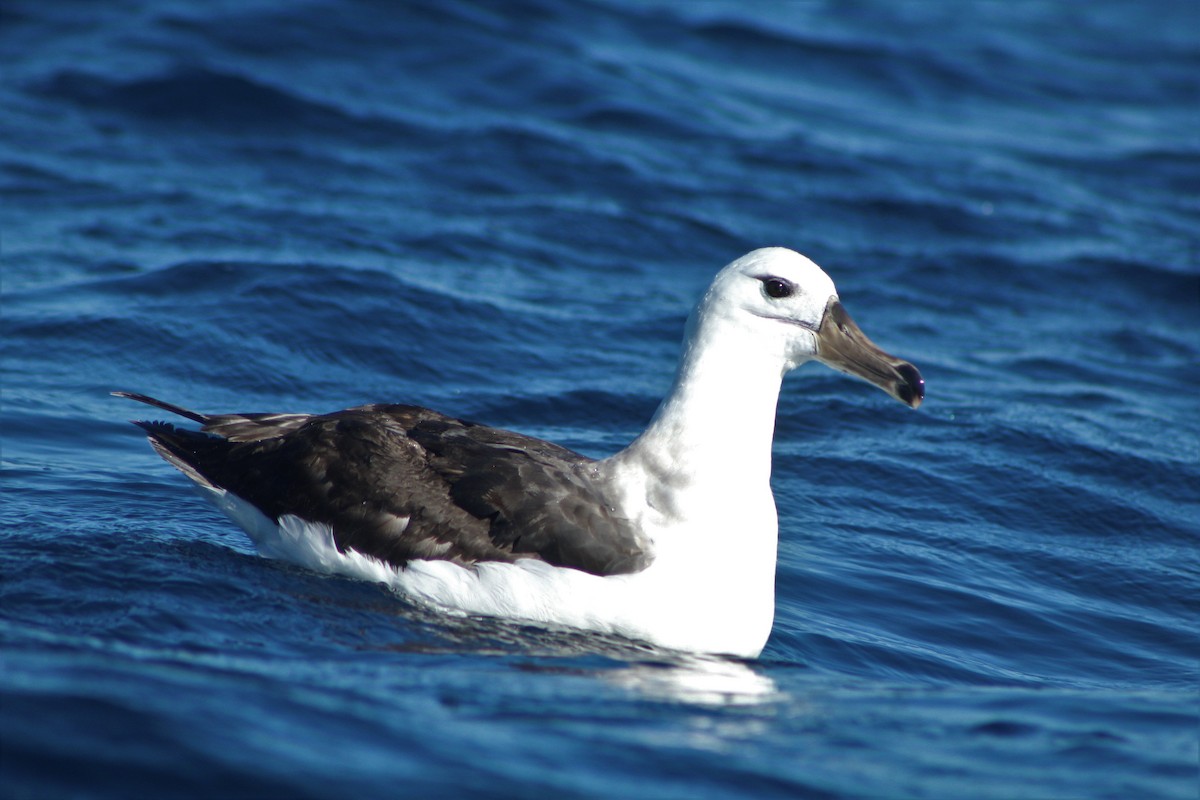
[365,600,782,707]
[607,655,781,707]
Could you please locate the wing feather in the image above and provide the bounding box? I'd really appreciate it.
[122,395,650,576]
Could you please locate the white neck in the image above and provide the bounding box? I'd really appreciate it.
[604,305,789,522]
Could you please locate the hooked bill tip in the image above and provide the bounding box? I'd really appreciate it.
[895,362,925,409]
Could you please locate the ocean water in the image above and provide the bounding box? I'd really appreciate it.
[2,0,1198,797]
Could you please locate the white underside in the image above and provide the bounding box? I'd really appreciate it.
[203,485,775,658]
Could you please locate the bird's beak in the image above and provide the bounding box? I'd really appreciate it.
[814,298,924,409]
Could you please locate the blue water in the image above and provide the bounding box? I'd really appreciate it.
[2,1,1198,797]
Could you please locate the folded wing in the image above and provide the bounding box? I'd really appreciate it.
[119,394,650,577]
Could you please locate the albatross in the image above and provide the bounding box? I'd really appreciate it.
[117,247,923,658]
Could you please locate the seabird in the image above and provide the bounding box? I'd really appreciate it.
[117,247,923,658]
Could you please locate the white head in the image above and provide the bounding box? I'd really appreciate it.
[688,247,923,407]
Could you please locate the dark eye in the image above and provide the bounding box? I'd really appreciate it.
[761,277,794,299]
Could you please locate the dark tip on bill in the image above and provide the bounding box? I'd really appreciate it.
[895,362,925,409]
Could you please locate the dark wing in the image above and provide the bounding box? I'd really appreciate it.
[402,412,650,574]
[117,394,649,576]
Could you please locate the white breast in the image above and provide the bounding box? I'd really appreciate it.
[202,481,777,657]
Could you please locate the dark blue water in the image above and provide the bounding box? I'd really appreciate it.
[3,1,1198,797]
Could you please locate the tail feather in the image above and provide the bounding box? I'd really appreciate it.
[112,391,210,425]
[116,392,224,489]
[114,390,314,443]
[134,421,223,491]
